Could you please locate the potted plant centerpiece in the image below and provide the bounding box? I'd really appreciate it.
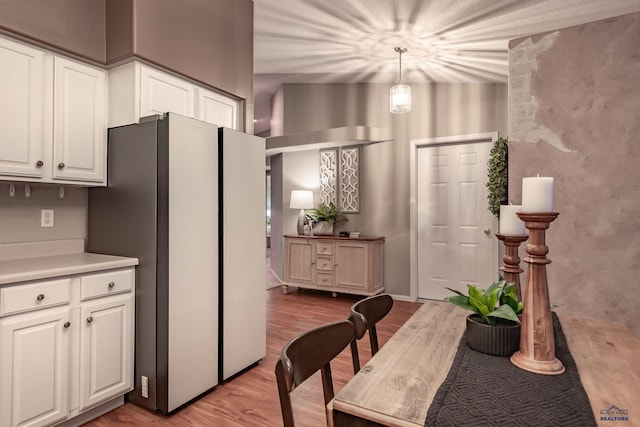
[305,202,348,235]
[445,278,523,357]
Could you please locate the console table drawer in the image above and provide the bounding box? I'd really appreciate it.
[317,242,333,255]
[317,257,334,271]
[317,273,334,287]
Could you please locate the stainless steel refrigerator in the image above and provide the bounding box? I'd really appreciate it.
[88,113,265,414]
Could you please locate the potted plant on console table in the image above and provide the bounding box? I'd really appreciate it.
[305,202,348,235]
[445,278,523,357]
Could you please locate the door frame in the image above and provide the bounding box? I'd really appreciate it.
[409,132,499,301]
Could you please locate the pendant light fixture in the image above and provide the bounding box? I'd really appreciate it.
[390,47,411,114]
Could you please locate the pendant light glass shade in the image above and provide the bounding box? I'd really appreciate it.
[390,84,411,113]
[390,47,411,113]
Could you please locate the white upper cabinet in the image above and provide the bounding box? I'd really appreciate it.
[196,86,238,129]
[109,61,240,130]
[140,65,194,118]
[0,37,45,178]
[53,57,106,183]
[0,34,107,186]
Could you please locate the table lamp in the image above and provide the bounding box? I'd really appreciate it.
[289,190,314,235]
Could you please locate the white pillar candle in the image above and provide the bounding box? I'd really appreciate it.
[521,176,554,212]
[499,204,525,235]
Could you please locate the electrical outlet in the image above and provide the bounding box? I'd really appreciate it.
[41,209,54,228]
[141,375,149,398]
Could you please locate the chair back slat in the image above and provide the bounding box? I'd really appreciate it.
[349,294,394,373]
[276,319,355,426]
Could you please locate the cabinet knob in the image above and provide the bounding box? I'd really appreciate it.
[36,160,44,167]
[36,294,45,301]
[87,316,94,323]
[108,281,115,289]
[64,322,71,328]
[58,162,65,169]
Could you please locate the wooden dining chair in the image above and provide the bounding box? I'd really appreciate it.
[275,319,355,427]
[349,293,394,373]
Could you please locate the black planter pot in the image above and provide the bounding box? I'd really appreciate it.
[466,314,521,357]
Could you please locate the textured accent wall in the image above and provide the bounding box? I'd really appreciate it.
[508,13,640,334]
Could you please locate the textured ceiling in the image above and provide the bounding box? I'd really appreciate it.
[253,0,640,133]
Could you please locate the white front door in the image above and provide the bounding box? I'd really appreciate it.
[414,135,498,300]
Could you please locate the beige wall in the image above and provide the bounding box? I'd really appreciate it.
[508,13,640,334]
[106,0,254,130]
[271,82,508,296]
[0,0,106,63]
[0,184,87,244]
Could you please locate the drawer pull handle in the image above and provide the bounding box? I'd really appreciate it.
[36,160,44,167]
[87,316,94,323]
[108,281,115,288]
[58,162,65,169]
[37,294,45,301]
[64,322,71,328]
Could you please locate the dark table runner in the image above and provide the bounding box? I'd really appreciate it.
[425,313,597,427]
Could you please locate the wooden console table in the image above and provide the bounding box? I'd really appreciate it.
[283,235,384,296]
[331,300,640,426]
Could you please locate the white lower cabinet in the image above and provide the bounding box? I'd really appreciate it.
[79,294,133,411]
[0,267,135,427]
[0,307,71,427]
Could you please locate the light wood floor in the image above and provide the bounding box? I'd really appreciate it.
[84,283,422,427]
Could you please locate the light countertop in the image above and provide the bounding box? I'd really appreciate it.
[0,239,138,285]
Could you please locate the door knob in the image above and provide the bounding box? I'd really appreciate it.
[484,228,491,236]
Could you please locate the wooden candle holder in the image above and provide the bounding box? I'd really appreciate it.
[510,212,565,375]
[495,234,528,300]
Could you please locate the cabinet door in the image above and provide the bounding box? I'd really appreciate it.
[196,87,238,129]
[140,65,194,118]
[53,57,106,183]
[0,36,45,178]
[79,294,133,410]
[285,238,315,285]
[0,307,70,427]
[335,242,369,291]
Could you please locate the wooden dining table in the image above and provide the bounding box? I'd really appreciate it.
[330,300,640,427]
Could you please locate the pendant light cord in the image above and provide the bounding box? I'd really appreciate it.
[395,47,407,84]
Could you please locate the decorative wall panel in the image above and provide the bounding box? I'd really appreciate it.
[319,150,337,206]
[340,147,359,213]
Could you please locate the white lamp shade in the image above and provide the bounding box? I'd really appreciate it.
[290,190,314,209]
[390,84,411,113]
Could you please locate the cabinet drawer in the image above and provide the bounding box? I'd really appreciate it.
[81,269,133,301]
[0,278,71,316]
[316,273,334,287]
[316,256,334,271]
[316,242,333,255]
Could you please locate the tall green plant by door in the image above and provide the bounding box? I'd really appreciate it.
[486,137,508,219]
